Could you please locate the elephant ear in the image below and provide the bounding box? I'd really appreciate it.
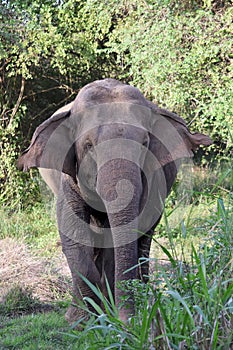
[146,104,212,194]
[17,101,76,177]
[149,105,212,166]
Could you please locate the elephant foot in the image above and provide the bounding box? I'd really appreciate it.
[119,307,134,323]
[65,304,89,329]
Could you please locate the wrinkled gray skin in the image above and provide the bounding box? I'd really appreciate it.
[18,79,212,323]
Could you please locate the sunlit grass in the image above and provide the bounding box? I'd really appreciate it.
[0,204,58,257]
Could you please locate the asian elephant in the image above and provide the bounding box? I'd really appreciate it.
[17,79,212,323]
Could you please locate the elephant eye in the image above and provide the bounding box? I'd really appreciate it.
[84,140,93,152]
[142,137,149,148]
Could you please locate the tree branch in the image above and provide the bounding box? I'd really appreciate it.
[7,77,25,128]
[22,84,76,102]
[31,93,76,121]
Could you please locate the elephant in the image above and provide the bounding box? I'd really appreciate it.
[17,78,212,323]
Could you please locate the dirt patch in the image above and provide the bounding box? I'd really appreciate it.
[0,238,71,304]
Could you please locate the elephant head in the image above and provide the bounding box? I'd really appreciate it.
[18,79,212,322]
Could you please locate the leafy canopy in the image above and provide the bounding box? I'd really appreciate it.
[0,0,232,206]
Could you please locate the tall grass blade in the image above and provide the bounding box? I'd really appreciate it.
[154,239,177,268]
[104,274,118,314]
[191,244,210,302]
[83,297,103,315]
[210,168,232,194]
[165,290,194,327]
[193,305,210,326]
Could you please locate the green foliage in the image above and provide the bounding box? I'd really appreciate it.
[107,1,233,163]
[0,3,40,206]
[1,0,232,207]
[0,126,41,208]
[0,0,116,206]
[61,195,232,349]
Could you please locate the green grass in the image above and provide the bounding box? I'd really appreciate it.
[0,285,41,318]
[0,204,58,257]
[59,195,232,350]
[0,309,80,350]
[0,165,232,349]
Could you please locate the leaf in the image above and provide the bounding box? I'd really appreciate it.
[165,290,195,327]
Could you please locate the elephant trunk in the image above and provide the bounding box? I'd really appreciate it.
[97,159,142,321]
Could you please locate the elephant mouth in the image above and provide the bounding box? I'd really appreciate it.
[90,215,105,234]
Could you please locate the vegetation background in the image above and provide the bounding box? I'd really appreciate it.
[0,0,232,349]
[0,0,232,205]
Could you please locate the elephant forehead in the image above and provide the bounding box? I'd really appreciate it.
[73,79,147,107]
[96,123,147,142]
[70,102,155,134]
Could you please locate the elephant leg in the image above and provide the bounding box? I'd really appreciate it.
[93,218,115,299]
[102,247,115,298]
[138,229,154,283]
[60,232,102,323]
[102,226,115,298]
[57,174,102,323]
[94,247,115,299]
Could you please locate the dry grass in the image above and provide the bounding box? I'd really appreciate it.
[0,238,71,304]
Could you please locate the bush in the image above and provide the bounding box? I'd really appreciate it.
[1,0,232,207]
[107,1,233,164]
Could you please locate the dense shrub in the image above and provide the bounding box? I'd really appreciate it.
[107,1,233,162]
[0,0,232,206]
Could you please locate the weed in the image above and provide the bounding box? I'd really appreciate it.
[0,285,40,317]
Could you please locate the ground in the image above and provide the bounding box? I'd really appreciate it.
[0,237,71,315]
